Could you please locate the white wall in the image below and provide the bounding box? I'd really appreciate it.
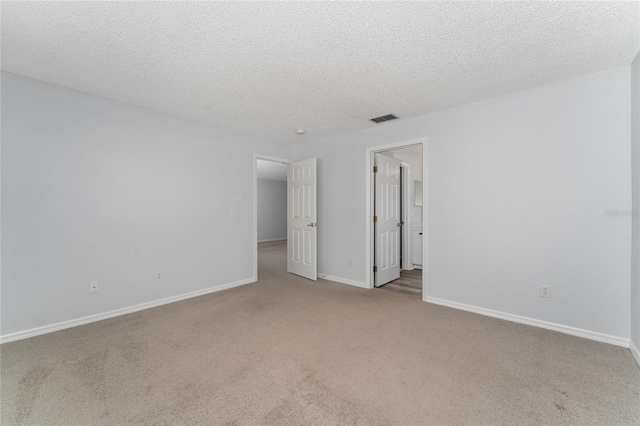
[257,178,287,242]
[295,67,632,342]
[0,72,290,338]
[631,52,640,358]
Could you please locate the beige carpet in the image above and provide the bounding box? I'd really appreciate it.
[1,240,639,425]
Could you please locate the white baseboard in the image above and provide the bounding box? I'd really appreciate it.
[257,238,286,243]
[424,296,630,348]
[318,274,369,289]
[630,341,640,368]
[0,277,256,344]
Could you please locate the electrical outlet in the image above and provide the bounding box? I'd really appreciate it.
[540,285,550,298]
[230,209,236,218]
[236,194,242,202]
[90,281,99,293]
[156,271,163,282]
[347,258,353,266]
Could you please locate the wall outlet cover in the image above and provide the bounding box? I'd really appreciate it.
[540,285,550,298]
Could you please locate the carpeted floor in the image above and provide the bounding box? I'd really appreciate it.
[1,240,639,425]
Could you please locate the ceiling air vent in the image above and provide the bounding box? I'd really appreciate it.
[370,114,398,123]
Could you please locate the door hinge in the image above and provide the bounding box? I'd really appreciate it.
[373,266,378,273]
[373,166,378,173]
[373,215,378,222]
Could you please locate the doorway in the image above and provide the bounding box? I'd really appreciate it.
[253,155,290,280]
[253,154,318,282]
[365,139,427,297]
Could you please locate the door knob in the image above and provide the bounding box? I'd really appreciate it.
[307,223,316,227]
[397,223,401,227]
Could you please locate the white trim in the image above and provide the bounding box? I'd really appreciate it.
[0,277,255,344]
[424,296,630,348]
[318,274,369,289]
[365,138,428,291]
[257,238,286,243]
[631,340,640,368]
[253,154,291,282]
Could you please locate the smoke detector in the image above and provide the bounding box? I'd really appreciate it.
[296,129,306,135]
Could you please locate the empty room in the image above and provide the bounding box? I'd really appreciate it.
[1,1,639,425]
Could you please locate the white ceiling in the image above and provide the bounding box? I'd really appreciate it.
[2,2,638,144]
[257,159,287,182]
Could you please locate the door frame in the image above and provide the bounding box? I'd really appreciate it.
[365,138,428,295]
[253,154,291,281]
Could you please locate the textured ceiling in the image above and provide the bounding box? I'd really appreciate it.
[2,2,638,144]
[257,159,287,182]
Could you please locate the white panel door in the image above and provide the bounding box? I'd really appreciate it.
[287,158,317,281]
[375,153,401,287]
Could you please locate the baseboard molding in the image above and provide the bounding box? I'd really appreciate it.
[257,238,286,243]
[424,296,630,348]
[318,274,369,289]
[0,277,256,344]
[630,341,640,368]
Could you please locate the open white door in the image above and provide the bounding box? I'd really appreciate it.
[374,153,401,287]
[287,158,317,281]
